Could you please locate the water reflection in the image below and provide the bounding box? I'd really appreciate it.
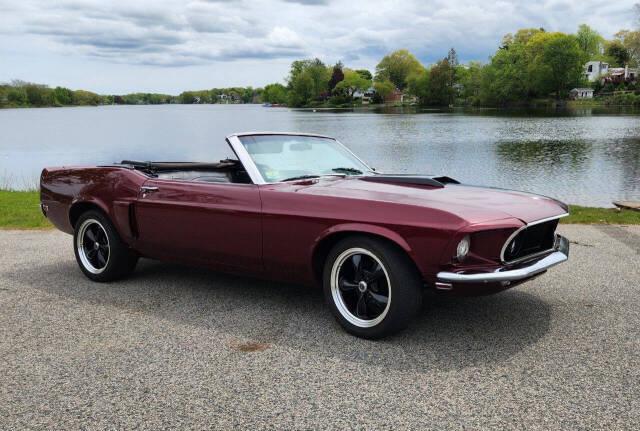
[603,138,640,194]
[303,106,640,117]
[495,140,592,167]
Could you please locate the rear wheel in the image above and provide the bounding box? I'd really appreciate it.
[323,236,422,339]
[73,210,138,282]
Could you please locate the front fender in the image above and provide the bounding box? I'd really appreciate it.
[314,222,414,254]
[310,223,419,281]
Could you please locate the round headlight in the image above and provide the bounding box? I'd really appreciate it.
[456,235,470,261]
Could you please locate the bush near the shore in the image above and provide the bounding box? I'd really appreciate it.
[1,190,639,230]
[604,93,640,107]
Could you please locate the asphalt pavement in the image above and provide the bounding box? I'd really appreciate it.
[1,225,639,429]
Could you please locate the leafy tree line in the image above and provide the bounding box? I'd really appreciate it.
[178,87,262,104]
[264,16,640,107]
[0,80,107,108]
[261,59,375,107]
[0,80,263,108]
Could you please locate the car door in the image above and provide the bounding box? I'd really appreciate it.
[133,179,262,272]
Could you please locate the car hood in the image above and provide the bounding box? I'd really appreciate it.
[290,176,568,225]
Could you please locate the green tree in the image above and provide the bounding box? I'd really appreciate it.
[605,40,631,66]
[307,58,329,98]
[355,69,372,81]
[501,28,545,47]
[406,70,431,105]
[446,48,459,98]
[481,41,529,104]
[262,83,288,103]
[576,24,603,59]
[373,80,395,101]
[428,58,456,105]
[334,71,371,100]
[288,71,314,106]
[527,32,585,99]
[456,62,485,104]
[71,89,104,105]
[6,87,25,105]
[613,30,640,66]
[286,58,329,105]
[25,84,46,106]
[53,86,72,105]
[179,91,196,104]
[374,50,425,91]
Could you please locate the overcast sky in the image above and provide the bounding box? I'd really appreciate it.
[0,0,636,94]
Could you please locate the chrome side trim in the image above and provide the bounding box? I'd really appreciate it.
[500,212,569,264]
[437,235,569,284]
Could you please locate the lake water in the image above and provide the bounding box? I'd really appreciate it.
[1,104,639,207]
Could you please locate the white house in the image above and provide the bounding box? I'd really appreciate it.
[584,61,609,82]
[569,88,594,99]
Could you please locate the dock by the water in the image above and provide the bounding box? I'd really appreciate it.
[613,201,640,212]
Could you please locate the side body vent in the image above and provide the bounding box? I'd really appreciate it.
[129,203,139,238]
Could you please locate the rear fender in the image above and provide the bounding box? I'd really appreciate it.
[70,197,135,242]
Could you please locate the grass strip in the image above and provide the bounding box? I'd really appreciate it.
[0,190,52,229]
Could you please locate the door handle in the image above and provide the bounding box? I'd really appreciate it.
[141,186,158,198]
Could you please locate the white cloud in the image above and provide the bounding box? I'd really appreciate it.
[267,27,304,48]
[0,0,636,92]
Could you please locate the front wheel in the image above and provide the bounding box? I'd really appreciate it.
[73,210,138,282]
[323,236,422,339]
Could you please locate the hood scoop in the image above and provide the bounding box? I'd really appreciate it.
[362,175,459,188]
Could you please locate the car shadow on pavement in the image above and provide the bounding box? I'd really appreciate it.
[22,258,552,372]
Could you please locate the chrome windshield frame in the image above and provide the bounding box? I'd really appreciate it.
[225,132,374,185]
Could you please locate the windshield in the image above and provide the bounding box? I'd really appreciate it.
[238,135,372,183]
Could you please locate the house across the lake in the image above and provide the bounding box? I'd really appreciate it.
[584,61,609,82]
[353,86,376,104]
[384,88,404,103]
[570,88,594,99]
[585,61,638,84]
[604,65,638,84]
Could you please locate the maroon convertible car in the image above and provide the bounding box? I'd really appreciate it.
[40,132,569,338]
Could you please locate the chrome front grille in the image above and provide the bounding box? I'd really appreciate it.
[502,218,559,264]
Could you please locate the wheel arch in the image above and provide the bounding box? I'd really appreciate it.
[310,224,421,286]
[69,199,110,230]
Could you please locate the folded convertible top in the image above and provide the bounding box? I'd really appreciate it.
[120,159,239,171]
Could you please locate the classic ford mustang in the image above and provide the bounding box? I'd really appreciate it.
[40,132,569,338]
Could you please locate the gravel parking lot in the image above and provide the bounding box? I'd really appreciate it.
[1,225,639,429]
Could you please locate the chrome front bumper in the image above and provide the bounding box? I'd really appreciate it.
[436,235,569,284]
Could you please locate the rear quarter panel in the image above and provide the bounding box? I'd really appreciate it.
[40,166,147,239]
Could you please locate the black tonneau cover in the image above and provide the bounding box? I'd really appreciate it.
[120,160,239,171]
